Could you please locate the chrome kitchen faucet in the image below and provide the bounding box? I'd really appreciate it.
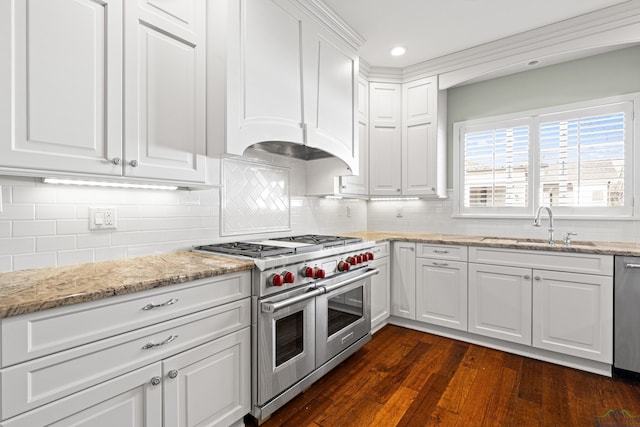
[533,206,554,245]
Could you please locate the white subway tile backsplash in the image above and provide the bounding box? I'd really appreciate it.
[13,220,56,237]
[13,252,56,271]
[57,249,94,266]
[0,237,35,255]
[35,204,76,220]
[0,256,11,272]
[76,233,110,249]
[0,204,35,220]
[95,247,127,262]
[0,222,10,238]
[56,219,91,235]
[36,235,76,252]
[12,186,57,203]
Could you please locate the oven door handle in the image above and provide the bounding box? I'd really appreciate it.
[261,288,324,313]
[321,268,379,293]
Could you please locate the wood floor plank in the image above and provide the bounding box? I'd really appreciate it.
[252,325,640,427]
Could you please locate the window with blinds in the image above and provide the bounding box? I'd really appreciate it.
[538,111,625,208]
[464,125,529,208]
[454,96,635,217]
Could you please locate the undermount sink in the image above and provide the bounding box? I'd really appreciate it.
[480,237,596,247]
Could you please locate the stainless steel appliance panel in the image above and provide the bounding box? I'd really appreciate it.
[257,284,317,405]
[316,269,375,367]
[614,256,640,373]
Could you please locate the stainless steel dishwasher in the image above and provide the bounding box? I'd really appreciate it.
[614,256,640,375]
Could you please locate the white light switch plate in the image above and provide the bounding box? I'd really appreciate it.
[89,207,117,230]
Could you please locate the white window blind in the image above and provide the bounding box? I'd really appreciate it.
[463,125,529,208]
[454,95,635,218]
[538,112,625,208]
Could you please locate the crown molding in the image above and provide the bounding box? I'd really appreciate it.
[361,1,640,86]
[296,0,365,50]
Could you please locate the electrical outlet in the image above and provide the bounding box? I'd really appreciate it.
[89,207,117,230]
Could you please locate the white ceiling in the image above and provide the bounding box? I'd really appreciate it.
[322,0,632,68]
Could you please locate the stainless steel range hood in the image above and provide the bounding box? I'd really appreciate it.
[249,141,334,162]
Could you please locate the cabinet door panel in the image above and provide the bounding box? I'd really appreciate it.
[306,31,358,172]
[370,256,390,330]
[163,328,250,427]
[468,263,531,345]
[125,0,205,182]
[416,259,467,330]
[2,0,122,175]
[402,77,437,196]
[391,242,416,319]
[369,83,402,196]
[0,364,162,427]
[226,0,305,153]
[533,270,612,362]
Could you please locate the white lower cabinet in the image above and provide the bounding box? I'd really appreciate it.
[0,273,252,426]
[468,263,532,345]
[416,258,468,331]
[370,243,390,331]
[532,270,613,363]
[390,242,416,319]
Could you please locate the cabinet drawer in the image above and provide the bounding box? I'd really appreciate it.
[468,247,613,276]
[0,298,250,419]
[417,244,467,261]
[371,242,390,259]
[1,272,250,367]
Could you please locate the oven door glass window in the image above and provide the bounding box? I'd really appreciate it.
[327,286,363,337]
[275,311,304,366]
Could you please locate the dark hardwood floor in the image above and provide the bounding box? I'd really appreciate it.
[252,325,640,426]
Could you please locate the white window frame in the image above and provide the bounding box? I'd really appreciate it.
[453,93,638,219]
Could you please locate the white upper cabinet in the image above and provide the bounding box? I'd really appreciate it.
[368,77,441,197]
[124,0,207,183]
[340,77,369,195]
[0,0,123,176]
[402,77,438,196]
[1,0,206,183]
[369,82,402,196]
[216,0,359,173]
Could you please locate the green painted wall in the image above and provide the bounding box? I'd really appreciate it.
[446,45,640,187]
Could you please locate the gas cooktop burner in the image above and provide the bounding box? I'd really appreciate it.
[194,235,363,259]
[270,234,361,247]
[195,242,295,258]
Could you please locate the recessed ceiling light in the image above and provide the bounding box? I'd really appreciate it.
[390,46,407,56]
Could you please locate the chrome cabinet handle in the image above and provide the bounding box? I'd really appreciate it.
[524,274,530,280]
[432,262,449,267]
[534,276,541,281]
[142,334,179,350]
[150,376,161,386]
[167,370,178,379]
[433,250,449,254]
[112,157,121,165]
[129,159,139,167]
[142,298,179,311]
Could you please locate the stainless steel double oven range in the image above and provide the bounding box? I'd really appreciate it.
[196,235,378,420]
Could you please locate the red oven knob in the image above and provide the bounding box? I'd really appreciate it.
[347,256,357,266]
[271,274,284,287]
[304,267,315,278]
[338,260,350,272]
[356,254,363,264]
[315,268,326,279]
[283,271,295,284]
[366,252,375,261]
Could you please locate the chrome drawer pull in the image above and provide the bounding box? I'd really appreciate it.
[432,262,449,267]
[142,298,179,311]
[150,376,161,386]
[433,250,450,254]
[142,334,179,350]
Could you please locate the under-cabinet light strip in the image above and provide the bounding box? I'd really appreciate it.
[369,197,420,201]
[43,178,178,191]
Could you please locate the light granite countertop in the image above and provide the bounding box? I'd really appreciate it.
[0,252,254,319]
[341,231,640,257]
